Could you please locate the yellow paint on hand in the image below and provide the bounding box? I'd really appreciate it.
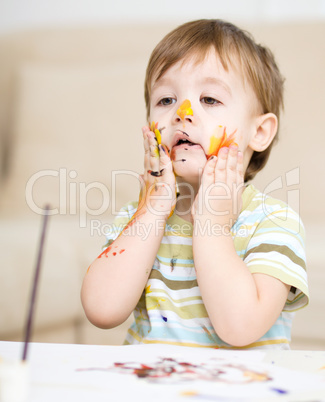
[150,121,162,145]
[148,121,176,219]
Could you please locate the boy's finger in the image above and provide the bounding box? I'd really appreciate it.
[214,147,228,183]
[148,132,160,178]
[235,152,245,214]
[226,144,238,187]
[201,156,217,189]
[236,151,244,185]
[158,144,170,165]
[159,144,174,181]
[143,129,150,181]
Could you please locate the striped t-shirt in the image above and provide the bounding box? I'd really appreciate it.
[105,184,309,350]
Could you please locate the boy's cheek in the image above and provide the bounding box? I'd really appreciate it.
[233,132,251,153]
[205,126,237,158]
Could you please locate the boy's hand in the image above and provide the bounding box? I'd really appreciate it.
[139,125,176,219]
[191,145,244,232]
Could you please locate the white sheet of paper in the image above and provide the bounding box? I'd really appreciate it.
[1,342,325,401]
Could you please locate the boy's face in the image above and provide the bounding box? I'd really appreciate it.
[149,49,262,181]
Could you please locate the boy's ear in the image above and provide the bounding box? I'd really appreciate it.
[249,113,278,152]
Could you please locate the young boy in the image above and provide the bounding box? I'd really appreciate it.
[81,19,308,349]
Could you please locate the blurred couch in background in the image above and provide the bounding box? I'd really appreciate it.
[0,22,324,349]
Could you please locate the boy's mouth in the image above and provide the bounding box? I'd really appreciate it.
[172,132,201,149]
[170,131,204,161]
[175,138,195,146]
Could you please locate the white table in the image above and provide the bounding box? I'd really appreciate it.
[1,341,325,401]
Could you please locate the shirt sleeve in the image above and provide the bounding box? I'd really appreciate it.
[103,201,138,248]
[243,205,309,312]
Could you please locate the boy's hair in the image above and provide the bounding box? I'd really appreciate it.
[144,19,284,182]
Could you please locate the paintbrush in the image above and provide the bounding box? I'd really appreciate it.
[22,205,50,361]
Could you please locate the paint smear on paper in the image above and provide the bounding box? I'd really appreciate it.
[270,387,288,395]
[244,370,270,382]
[180,390,199,397]
[177,99,193,120]
[79,357,272,384]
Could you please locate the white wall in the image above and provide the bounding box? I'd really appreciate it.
[1,0,325,34]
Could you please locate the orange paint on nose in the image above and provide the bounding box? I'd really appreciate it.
[177,99,193,120]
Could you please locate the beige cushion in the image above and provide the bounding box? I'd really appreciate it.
[248,23,325,224]
[0,216,82,336]
[1,62,147,221]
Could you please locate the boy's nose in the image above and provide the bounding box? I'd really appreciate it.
[175,114,193,124]
[176,99,194,122]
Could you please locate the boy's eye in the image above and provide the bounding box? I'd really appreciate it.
[202,97,221,105]
[158,98,175,106]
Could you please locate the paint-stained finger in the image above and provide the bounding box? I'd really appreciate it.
[201,156,217,189]
[159,144,174,182]
[235,151,245,214]
[236,151,244,185]
[143,127,151,181]
[148,132,160,175]
[226,144,238,187]
[214,147,228,183]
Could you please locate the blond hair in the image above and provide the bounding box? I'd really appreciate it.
[144,19,284,181]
